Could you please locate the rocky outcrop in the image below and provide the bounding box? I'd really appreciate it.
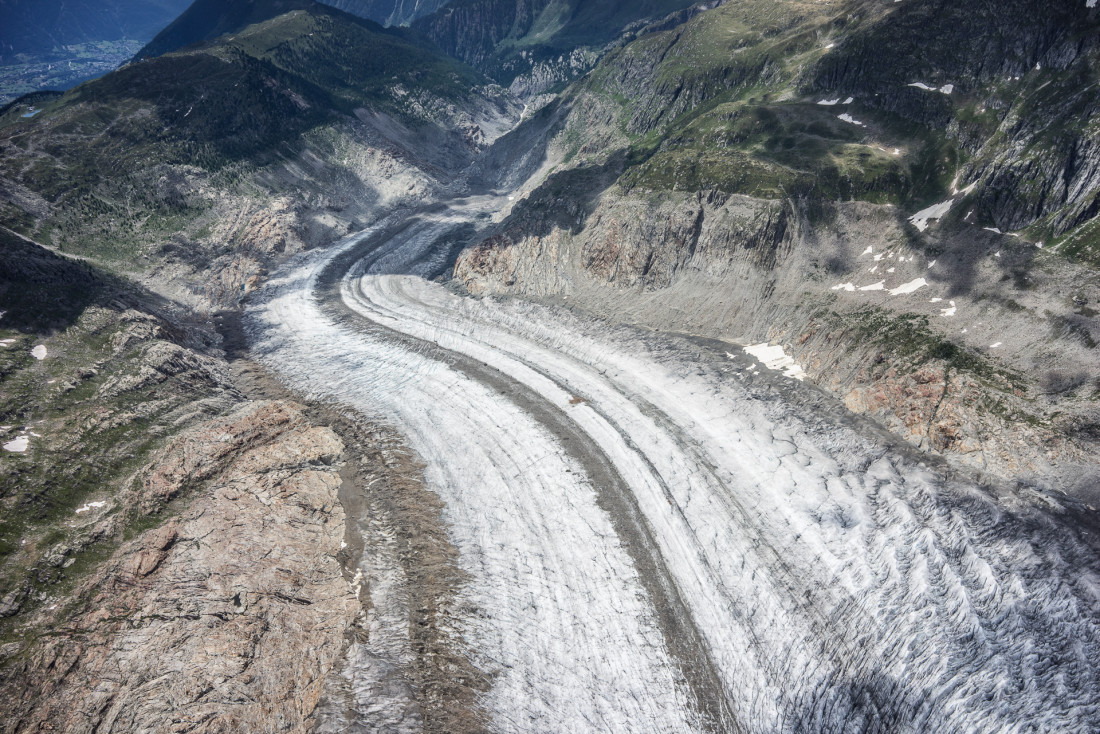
[0,401,360,734]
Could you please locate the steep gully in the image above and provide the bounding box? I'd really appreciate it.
[245,186,1100,732]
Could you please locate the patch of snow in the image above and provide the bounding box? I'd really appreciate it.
[861,246,874,256]
[939,84,954,94]
[818,98,840,106]
[3,436,28,452]
[860,281,886,291]
[843,96,854,104]
[838,113,865,126]
[75,501,107,514]
[994,251,1001,258]
[990,342,1002,348]
[909,82,937,91]
[928,260,937,269]
[909,199,954,232]
[1036,242,1044,249]
[832,283,857,292]
[870,266,879,274]
[873,253,885,262]
[930,298,943,303]
[825,43,835,49]
[940,301,957,317]
[983,227,1002,234]
[743,343,807,381]
[1088,0,1097,8]
[887,267,896,273]
[888,278,927,295]
[893,148,900,155]
[31,345,46,360]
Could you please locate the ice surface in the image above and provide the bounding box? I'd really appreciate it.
[910,199,954,231]
[743,343,806,381]
[889,278,927,295]
[75,501,107,514]
[3,436,28,452]
[246,197,1100,733]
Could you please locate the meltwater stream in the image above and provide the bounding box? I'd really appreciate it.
[246,196,1100,733]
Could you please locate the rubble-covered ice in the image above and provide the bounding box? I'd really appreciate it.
[743,343,807,381]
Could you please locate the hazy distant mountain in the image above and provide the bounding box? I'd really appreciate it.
[133,0,317,61]
[0,0,192,60]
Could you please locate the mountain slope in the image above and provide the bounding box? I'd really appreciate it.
[0,4,514,291]
[455,0,1100,483]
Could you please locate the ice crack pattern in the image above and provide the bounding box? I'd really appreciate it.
[247,197,1100,733]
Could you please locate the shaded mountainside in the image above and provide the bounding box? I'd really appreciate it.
[454,0,1100,485]
[411,0,705,94]
[133,0,317,61]
[0,4,516,306]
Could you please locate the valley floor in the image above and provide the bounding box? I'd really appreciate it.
[246,196,1100,733]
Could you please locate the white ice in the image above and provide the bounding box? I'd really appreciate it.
[818,99,840,106]
[888,278,927,295]
[31,345,46,360]
[837,113,864,126]
[75,501,107,514]
[3,436,28,452]
[859,281,886,291]
[940,301,957,317]
[832,283,857,292]
[910,199,954,232]
[743,343,807,381]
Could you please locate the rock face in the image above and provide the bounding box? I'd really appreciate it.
[0,401,360,734]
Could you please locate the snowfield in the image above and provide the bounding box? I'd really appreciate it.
[247,197,1100,733]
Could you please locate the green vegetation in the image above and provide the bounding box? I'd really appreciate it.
[840,306,1026,392]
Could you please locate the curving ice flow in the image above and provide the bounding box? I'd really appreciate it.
[248,198,1100,733]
